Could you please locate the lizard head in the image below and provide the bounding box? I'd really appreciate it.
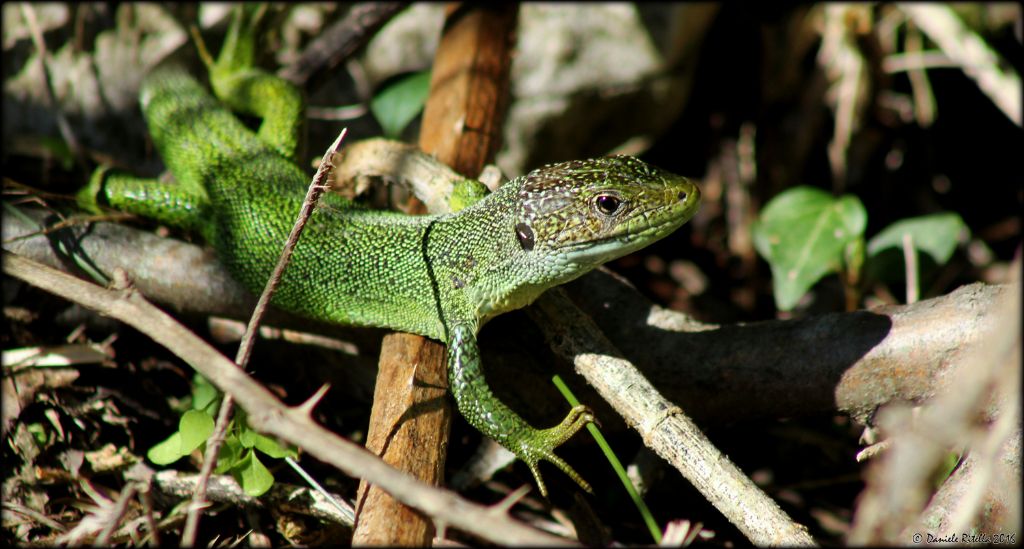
[512,155,701,271]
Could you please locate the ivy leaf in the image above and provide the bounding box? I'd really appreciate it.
[370,70,432,138]
[867,212,968,264]
[752,186,867,311]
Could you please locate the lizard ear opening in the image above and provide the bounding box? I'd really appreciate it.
[515,222,535,251]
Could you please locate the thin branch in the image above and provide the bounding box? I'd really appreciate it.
[2,251,575,546]
[137,480,161,546]
[916,426,1021,537]
[277,2,409,87]
[95,484,137,545]
[235,130,348,369]
[329,138,469,214]
[882,51,959,73]
[529,289,818,547]
[17,3,89,174]
[152,469,356,527]
[284,456,356,524]
[181,129,348,544]
[1,502,68,533]
[898,4,1022,126]
[902,233,919,304]
[818,4,868,192]
[904,23,937,128]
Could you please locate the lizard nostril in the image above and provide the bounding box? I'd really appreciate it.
[678,191,688,202]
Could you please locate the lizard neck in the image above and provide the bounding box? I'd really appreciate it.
[425,183,549,331]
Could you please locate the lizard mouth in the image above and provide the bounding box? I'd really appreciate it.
[557,197,699,264]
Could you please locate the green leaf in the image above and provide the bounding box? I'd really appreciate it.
[238,424,257,449]
[867,212,968,264]
[191,373,220,413]
[251,433,296,459]
[179,409,215,454]
[752,186,867,311]
[370,70,432,138]
[236,450,274,497]
[26,423,49,446]
[216,438,244,474]
[148,432,186,465]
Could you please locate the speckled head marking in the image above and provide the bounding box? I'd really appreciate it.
[513,155,700,265]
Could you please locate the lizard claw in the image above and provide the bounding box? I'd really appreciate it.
[516,404,596,497]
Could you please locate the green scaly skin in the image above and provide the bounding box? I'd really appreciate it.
[77,7,702,497]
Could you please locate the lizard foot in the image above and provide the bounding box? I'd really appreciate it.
[516,404,596,497]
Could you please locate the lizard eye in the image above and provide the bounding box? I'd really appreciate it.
[594,194,623,216]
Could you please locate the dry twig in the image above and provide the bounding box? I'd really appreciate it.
[3,251,575,546]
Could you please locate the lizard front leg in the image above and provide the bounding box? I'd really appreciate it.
[446,324,595,497]
[76,165,208,234]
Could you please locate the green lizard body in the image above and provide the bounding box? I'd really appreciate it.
[78,7,701,497]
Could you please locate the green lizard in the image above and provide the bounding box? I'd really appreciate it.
[77,7,701,497]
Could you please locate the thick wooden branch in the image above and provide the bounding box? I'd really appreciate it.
[566,270,1009,424]
[848,277,1020,543]
[353,4,518,545]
